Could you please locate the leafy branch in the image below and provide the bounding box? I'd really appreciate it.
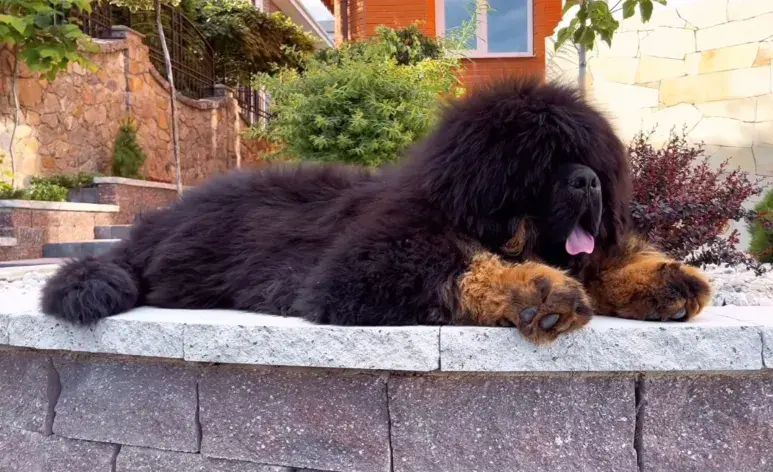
[554,0,667,52]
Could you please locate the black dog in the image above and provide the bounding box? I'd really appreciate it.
[41,75,711,343]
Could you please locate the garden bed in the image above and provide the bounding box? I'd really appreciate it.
[0,201,119,261]
[94,177,181,225]
[1,266,773,471]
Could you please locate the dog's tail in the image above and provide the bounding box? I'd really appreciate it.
[40,249,140,325]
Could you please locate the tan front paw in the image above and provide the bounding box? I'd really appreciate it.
[460,258,593,344]
[598,260,712,321]
[508,266,594,344]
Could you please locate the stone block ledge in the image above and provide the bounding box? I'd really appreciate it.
[2,301,773,471]
[94,176,191,191]
[1,297,771,372]
[0,200,120,212]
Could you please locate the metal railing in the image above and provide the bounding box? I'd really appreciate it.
[236,85,272,126]
[112,4,216,99]
[73,0,114,39]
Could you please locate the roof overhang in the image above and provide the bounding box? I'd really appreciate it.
[273,0,334,47]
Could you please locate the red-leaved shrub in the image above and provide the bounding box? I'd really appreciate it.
[629,128,767,273]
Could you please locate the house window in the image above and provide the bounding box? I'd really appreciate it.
[436,0,534,57]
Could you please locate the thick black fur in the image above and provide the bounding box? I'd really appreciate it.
[41,75,631,326]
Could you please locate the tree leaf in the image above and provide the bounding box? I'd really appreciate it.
[61,24,83,38]
[563,0,580,14]
[0,14,29,34]
[30,3,55,13]
[573,25,586,44]
[639,0,654,22]
[554,26,575,51]
[576,4,589,22]
[580,27,596,47]
[35,46,61,60]
[622,0,637,19]
[589,1,611,15]
[33,14,53,29]
[600,29,613,48]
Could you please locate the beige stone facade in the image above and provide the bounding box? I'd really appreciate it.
[546,0,773,179]
[0,28,262,187]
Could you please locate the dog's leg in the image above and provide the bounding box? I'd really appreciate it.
[584,235,712,321]
[457,252,592,344]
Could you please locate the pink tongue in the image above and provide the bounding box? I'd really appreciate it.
[566,226,595,255]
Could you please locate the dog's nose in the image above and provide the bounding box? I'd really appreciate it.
[569,166,601,195]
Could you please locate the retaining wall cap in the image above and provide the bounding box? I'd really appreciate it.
[441,311,766,372]
[93,177,192,191]
[0,200,120,212]
[0,286,771,373]
[0,237,17,247]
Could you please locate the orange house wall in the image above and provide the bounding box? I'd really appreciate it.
[358,0,436,38]
[324,0,561,88]
[350,0,367,43]
[461,0,562,88]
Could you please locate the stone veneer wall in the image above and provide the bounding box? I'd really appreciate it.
[0,27,262,187]
[546,0,773,179]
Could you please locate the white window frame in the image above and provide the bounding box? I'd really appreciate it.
[435,0,534,58]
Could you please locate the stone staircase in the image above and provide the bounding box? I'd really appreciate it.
[42,225,130,258]
[94,225,132,240]
[1,176,179,266]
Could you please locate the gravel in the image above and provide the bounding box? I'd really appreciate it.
[0,269,55,297]
[703,263,773,307]
[2,263,773,308]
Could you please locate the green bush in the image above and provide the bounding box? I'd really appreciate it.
[0,181,68,201]
[749,187,773,263]
[30,171,97,189]
[314,23,442,67]
[250,24,466,166]
[1,153,69,201]
[26,181,68,201]
[112,116,147,179]
[0,182,26,200]
[0,153,21,199]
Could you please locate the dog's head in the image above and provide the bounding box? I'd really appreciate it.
[403,75,632,271]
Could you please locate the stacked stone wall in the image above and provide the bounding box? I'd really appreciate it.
[546,0,773,179]
[0,28,264,188]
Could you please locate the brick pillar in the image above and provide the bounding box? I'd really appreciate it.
[334,0,349,45]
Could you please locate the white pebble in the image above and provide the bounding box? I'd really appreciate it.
[2,262,773,308]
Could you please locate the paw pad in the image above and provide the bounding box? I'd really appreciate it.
[539,313,560,330]
[520,306,538,323]
[671,308,687,321]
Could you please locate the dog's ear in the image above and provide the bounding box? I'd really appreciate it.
[500,218,540,258]
[593,133,632,249]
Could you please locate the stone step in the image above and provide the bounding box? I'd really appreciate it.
[94,225,132,240]
[43,240,121,259]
